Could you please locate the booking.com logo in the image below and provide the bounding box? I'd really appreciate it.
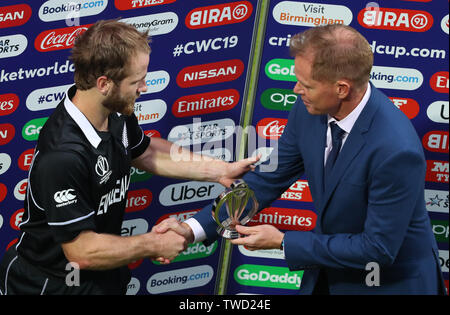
[370,65,423,90]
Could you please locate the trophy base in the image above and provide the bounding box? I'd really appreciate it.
[216,226,240,239]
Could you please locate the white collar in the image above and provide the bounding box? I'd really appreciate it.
[328,83,371,134]
[64,85,102,149]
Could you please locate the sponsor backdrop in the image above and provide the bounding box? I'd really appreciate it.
[0,0,448,295]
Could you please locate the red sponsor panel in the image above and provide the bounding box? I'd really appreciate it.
[18,148,35,171]
[422,131,449,153]
[0,183,7,203]
[155,209,201,225]
[248,207,317,231]
[10,208,24,231]
[0,4,32,29]
[144,129,161,138]
[128,259,143,270]
[0,123,15,146]
[279,180,313,202]
[35,24,91,52]
[173,89,240,117]
[256,118,287,140]
[6,239,18,252]
[401,0,432,2]
[358,7,433,32]
[125,189,152,213]
[389,97,420,119]
[186,1,253,29]
[445,280,449,296]
[0,93,19,116]
[115,0,176,10]
[430,71,449,93]
[426,160,449,183]
[177,59,244,88]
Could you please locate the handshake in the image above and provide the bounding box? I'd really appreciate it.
[148,218,194,264]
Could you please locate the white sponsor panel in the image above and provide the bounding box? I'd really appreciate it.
[238,245,284,260]
[39,0,108,22]
[0,214,3,230]
[134,99,167,124]
[0,153,12,176]
[147,265,213,294]
[0,34,28,59]
[121,218,148,236]
[439,250,449,273]
[141,71,170,94]
[26,84,72,111]
[370,65,423,90]
[126,277,140,295]
[168,118,235,146]
[14,178,27,201]
[427,101,449,124]
[273,1,352,26]
[121,12,178,36]
[441,14,449,35]
[200,147,232,162]
[159,181,223,206]
[425,189,449,214]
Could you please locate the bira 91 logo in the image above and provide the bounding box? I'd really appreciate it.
[115,0,176,10]
[423,131,449,154]
[0,93,19,116]
[256,118,287,140]
[186,1,253,29]
[172,89,239,117]
[35,24,91,52]
[358,7,433,32]
[177,59,244,88]
[0,4,32,29]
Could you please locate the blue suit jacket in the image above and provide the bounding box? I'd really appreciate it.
[193,84,445,294]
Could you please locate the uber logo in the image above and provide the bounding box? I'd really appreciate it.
[159,181,223,206]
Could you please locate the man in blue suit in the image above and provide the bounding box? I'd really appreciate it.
[157,24,445,294]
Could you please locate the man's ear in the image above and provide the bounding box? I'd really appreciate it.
[96,76,111,96]
[335,80,351,99]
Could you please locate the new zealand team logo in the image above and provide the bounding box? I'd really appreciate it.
[95,155,112,184]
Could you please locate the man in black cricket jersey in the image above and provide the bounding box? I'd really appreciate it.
[0,20,258,295]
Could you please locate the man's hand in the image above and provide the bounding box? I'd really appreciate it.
[152,218,194,264]
[218,155,261,188]
[230,224,284,251]
[149,229,188,264]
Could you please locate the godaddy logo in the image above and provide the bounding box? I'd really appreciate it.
[234,264,303,290]
[22,117,48,141]
[265,59,296,82]
[153,242,217,264]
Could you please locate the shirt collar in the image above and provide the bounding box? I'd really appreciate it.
[64,85,102,149]
[327,83,371,134]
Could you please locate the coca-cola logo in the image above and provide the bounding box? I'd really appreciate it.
[35,24,91,52]
[256,118,287,140]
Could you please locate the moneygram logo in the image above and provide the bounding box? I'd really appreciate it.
[172,89,239,117]
[358,7,433,32]
[147,265,213,294]
[177,59,244,88]
[389,97,419,119]
[186,1,253,29]
[370,66,423,90]
[273,1,352,26]
[0,34,28,59]
[115,0,176,10]
[248,207,316,231]
[256,118,287,140]
[35,24,91,52]
[234,264,303,290]
[39,0,108,22]
[120,12,178,36]
[422,131,448,154]
[426,160,449,183]
[0,4,32,29]
[0,93,19,116]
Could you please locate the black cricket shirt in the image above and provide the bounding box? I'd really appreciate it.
[16,85,150,291]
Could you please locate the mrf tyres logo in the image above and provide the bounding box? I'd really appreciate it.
[234,264,303,290]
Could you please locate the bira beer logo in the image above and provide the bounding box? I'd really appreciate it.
[35,24,91,52]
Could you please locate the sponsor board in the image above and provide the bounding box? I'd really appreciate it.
[10,208,24,231]
[121,12,178,36]
[22,117,48,141]
[234,264,303,290]
[430,71,449,93]
[279,180,313,202]
[140,71,170,94]
[153,242,218,264]
[426,160,449,183]
[427,101,449,124]
[261,88,297,111]
[130,166,152,183]
[431,220,449,243]
[370,66,423,90]
[126,277,140,295]
[248,207,316,231]
[441,14,449,35]
[0,123,15,146]
[0,183,7,202]
[125,189,152,213]
[121,218,148,237]
[159,181,223,206]
[134,99,167,124]
[273,1,352,26]
[422,131,448,153]
[439,250,449,273]
[425,189,449,214]
[13,178,27,201]
[265,59,295,82]
[39,0,108,22]
[0,93,19,116]
[26,84,72,111]
[18,148,35,171]
[389,97,419,119]
[186,1,253,29]
[238,245,284,260]
[115,0,176,10]
[35,24,90,52]
[256,118,287,140]
[147,265,213,294]
[0,4,32,29]
[0,153,12,176]
[155,209,201,224]
[0,34,28,58]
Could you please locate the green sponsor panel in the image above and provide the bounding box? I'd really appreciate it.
[431,220,449,243]
[22,117,48,141]
[234,264,303,290]
[261,88,298,111]
[130,166,153,182]
[265,59,296,82]
[153,242,218,264]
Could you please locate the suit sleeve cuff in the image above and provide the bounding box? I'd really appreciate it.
[184,218,207,243]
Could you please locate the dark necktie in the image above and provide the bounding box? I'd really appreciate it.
[324,122,345,188]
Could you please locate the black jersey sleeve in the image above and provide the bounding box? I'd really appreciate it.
[125,113,150,159]
[34,150,96,243]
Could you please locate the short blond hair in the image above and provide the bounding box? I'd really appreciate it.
[289,24,373,88]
